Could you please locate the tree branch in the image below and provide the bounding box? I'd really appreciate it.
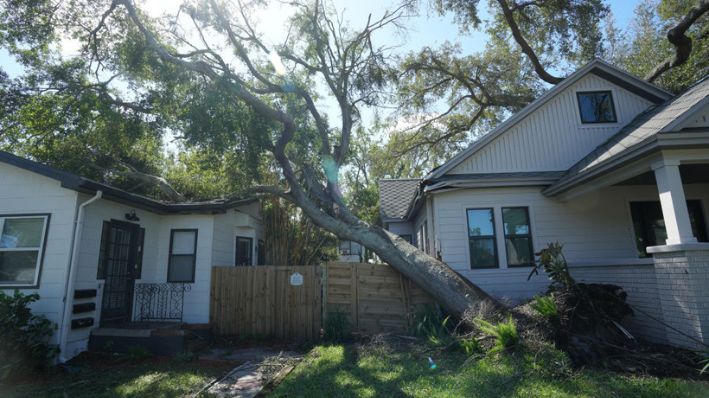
[496,0,563,85]
[645,0,709,82]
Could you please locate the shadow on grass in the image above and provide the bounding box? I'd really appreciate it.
[271,343,709,398]
[0,357,231,398]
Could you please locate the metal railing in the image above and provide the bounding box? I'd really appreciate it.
[133,283,191,321]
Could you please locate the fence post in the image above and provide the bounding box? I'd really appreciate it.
[351,264,359,329]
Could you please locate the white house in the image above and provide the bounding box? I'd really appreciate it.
[379,60,709,349]
[0,151,264,361]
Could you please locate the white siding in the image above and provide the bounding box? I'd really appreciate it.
[432,184,709,302]
[678,103,709,129]
[66,197,162,357]
[0,163,79,345]
[157,215,214,324]
[212,205,263,266]
[388,222,414,239]
[450,74,655,174]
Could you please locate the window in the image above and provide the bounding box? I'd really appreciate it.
[577,91,617,123]
[339,240,361,256]
[0,215,50,287]
[417,222,429,253]
[630,200,708,257]
[167,229,197,282]
[466,209,498,269]
[399,234,413,244]
[236,236,253,266]
[502,207,534,267]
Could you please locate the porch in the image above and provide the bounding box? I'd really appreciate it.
[556,148,709,349]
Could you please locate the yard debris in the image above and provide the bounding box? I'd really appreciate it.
[194,349,302,398]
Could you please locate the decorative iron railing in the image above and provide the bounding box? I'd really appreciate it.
[133,283,191,321]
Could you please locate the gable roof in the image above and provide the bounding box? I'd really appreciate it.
[378,179,420,221]
[544,75,709,196]
[426,59,672,180]
[0,151,255,214]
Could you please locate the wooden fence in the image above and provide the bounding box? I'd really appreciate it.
[210,266,322,340]
[323,262,435,334]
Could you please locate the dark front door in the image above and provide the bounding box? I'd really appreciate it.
[100,220,140,325]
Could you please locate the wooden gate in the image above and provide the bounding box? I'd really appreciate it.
[323,262,435,334]
[210,266,322,340]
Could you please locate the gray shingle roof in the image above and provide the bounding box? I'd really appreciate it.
[379,179,420,221]
[548,76,709,193]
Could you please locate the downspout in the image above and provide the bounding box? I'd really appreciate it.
[58,190,102,363]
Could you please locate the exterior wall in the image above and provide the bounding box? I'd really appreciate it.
[679,103,708,129]
[0,162,79,346]
[652,248,709,349]
[450,73,654,174]
[212,206,263,266]
[431,183,709,302]
[66,196,162,358]
[571,263,666,344]
[387,222,414,239]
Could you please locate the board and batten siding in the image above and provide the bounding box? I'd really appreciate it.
[449,74,655,174]
[0,162,79,345]
[432,184,709,302]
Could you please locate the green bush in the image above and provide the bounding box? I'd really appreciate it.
[410,305,451,346]
[474,316,520,353]
[324,310,351,342]
[530,295,558,319]
[0,290,57,381]
[458,337,482,355]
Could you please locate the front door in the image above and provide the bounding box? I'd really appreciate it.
[100,220,140,325]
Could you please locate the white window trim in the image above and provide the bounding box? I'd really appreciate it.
[0,214,50,288]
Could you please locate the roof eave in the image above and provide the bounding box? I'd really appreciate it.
[543,131,709,196]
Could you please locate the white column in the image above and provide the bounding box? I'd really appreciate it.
[652,160,697,245]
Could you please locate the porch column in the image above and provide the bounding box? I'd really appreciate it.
[652,160,696,245]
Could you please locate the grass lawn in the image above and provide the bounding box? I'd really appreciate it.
[271,342,709,398]
[0,354,232,398]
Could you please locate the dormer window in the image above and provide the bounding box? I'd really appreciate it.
[576,91,617,123]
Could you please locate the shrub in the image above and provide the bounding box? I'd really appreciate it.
[474,316,520,353]
[458,337,482,355]
[0,290,57,381]
[411,305,451,346]
[324,310,350,342]
[531,295,558,319]
[127,345,152,360]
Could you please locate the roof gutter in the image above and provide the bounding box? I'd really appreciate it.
[58,190,102,363]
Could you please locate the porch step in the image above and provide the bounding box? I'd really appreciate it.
[88,325,188,356]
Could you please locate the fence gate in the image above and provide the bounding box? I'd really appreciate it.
[323,262,435,334]
[210,266,322,340]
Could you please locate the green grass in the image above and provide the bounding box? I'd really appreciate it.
[0,356,230,398]
[270,343,709,398]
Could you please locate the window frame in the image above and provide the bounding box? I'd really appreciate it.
[501,207,535,267]
[167,228,198,283]
[235,236,254,266]
[576,90,618,124]
[0,213,51,289]
[466,208,499,269]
